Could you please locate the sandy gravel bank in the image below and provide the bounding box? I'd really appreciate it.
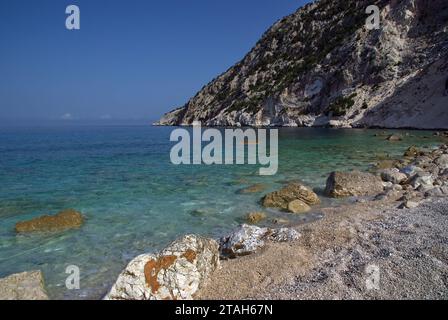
[198,197,448,300]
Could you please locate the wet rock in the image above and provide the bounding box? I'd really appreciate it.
[375,159,400,170]
[262,183,320,211]
[219,224,299,258]
[0,271,48,300]
[287,200,311,214]
[246,212,267,224]
[237,184,267,194]
[325,171,383,198]
[15,209,84,233]
[380,168,408,184]
[271,218,290,225]
[105,235,219,300]
[403,146,421,158]
[386,134,402,142]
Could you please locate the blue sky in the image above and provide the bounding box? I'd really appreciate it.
[0,0,311,121]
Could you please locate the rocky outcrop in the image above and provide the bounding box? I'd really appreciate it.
[262,183,320,212]
[15,209,84,233]
[0,271,49,300]
[105,235,219,300]
[325,171,384,197]
[219,224,300,259]
[156,0,448,129]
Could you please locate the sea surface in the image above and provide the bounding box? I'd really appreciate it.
[0,124,444,299]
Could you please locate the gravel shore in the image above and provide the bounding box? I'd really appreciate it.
[198,197,448,300]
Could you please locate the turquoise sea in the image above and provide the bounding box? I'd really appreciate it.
[0,124,444,299]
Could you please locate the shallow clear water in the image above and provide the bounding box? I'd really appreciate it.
[0,125,444,299]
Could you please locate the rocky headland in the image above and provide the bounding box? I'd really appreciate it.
[155,0,448,129]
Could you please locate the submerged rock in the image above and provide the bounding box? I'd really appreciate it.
[386,134,402,142]
[246,212,267,224]
[219,224,300,258]
[325,171,383,198]
[15,209,84,233]
[262,183,320,211]
[105,235,219,300]
[237,184,267,194]
[0,271,48,300]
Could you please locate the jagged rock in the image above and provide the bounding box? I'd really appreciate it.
[325,171,383,198]
[0,271,48,300]
[219,224,299,258]
[105,235,219,300]
[246,212,267,224]
[380,168,408,184]
[262,183,320,211]
[15,209,84,233]
[287,200,311,214]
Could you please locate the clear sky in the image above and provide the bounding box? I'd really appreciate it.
[0,0,311,122]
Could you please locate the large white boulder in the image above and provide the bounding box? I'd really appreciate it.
[105,235,219,300]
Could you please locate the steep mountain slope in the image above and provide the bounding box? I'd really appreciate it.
[155,0,448,129]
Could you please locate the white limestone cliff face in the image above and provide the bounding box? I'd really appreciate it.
[155,0,448,129]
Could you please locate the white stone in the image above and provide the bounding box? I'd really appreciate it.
[105,235,219,300]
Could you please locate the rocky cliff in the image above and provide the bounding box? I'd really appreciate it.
[155,0,448,129]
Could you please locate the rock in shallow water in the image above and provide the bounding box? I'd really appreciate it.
[219,224,300,258]
[105,235,219,300]
[15,209,84,233]
[246,212,267,224]
[237,184,267,194]
[287,200,311,214]
[262,183,320,211]
[0,271,48,300]
[325,171,383,198]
